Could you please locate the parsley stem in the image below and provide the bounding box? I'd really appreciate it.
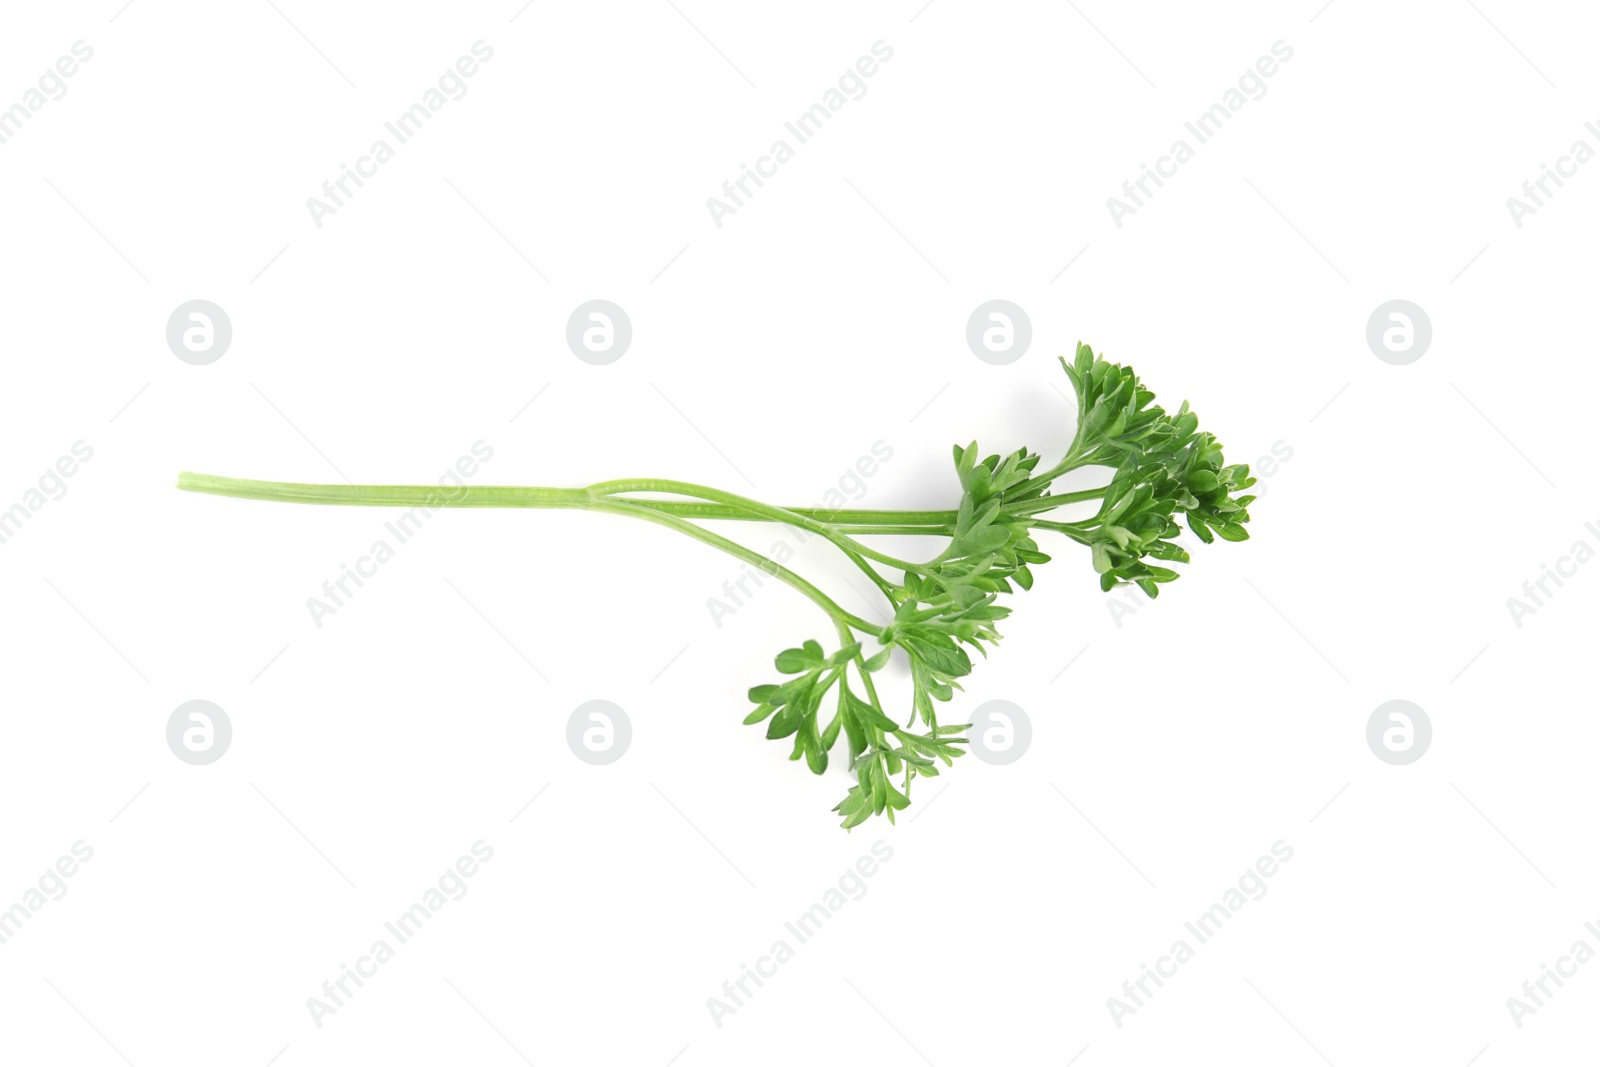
[175,473,1107,527]
[641,497,901,602]
[589,479,931,575]
[592,500,883,636]
[176,472,593,509]
[176,472,887,634]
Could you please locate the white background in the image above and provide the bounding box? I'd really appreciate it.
[2,1,1597,1064]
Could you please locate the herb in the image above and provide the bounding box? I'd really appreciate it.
[177,344,1255,828]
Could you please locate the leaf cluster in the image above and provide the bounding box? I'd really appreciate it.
[742,636,970,828]
[1059,343,1256,596]
[745,343,1254,827]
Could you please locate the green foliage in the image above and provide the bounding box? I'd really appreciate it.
[739,342,1254,827]
[1056,343,1256,596]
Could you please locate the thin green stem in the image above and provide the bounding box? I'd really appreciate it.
[178,471,886,636]
[176,472,1109,528]
[853,654,894,777]
[591,500,883,637]
[617,498,902,601]
[590,479,931,575]
[1030,519,1093,543]
[1009,486,1110,515]
[831,524,955,537]
[176,472,593,509]
[856,655,889,727]
[632,501,962,526]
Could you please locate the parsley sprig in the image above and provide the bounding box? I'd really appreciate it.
[178,343,1255,829]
